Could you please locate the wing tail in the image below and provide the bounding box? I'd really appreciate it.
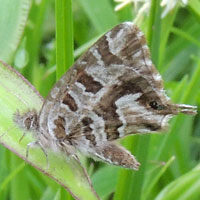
[91,143,140,170]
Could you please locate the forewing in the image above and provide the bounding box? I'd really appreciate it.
[73,22,172,141]
[39,22,171,145]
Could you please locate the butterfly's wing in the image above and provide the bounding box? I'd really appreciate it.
[38,22,196,169]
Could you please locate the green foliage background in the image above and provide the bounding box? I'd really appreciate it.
[0,0,200,199]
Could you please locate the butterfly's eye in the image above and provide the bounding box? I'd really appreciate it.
[24,118,31,129]
[149,101,164,110]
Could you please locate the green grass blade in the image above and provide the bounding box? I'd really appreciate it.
[77,0,119,33]
[143,156,175,199]
[170,27,200,48]
[188,0,200,22]
[113,135,138,200]
[10,155,30,200]
[92,166,118,199]
[158,7,178,71]
[155,165,200,200]
[0,0,31,63]
[55,0,74,80]
[0,162,25,195]
[22,0,48,84]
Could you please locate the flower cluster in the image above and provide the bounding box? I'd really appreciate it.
[114,0,188,20]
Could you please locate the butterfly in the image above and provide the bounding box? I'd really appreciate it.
[14,22,197,170]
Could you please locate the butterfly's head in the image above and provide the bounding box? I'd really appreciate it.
[13,109,39,132]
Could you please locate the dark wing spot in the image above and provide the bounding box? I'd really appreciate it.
[83,126,93,133]
[81,118,96,146]
[54,116,67,139]
[62,93,78,112]
[105,123,121,140]
[77,70,103,94]
[85,134,96,146]
[97,35,123,66]
[82,117,93,126]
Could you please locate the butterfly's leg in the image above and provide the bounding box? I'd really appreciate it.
[39,142,49,168]
[19,132,27,143]
[26,141,39,159]
[26,141,49,168]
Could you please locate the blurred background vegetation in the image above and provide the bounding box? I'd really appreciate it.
[0,0,200,199]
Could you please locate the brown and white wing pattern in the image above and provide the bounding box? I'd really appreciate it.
[37,22,196,169]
